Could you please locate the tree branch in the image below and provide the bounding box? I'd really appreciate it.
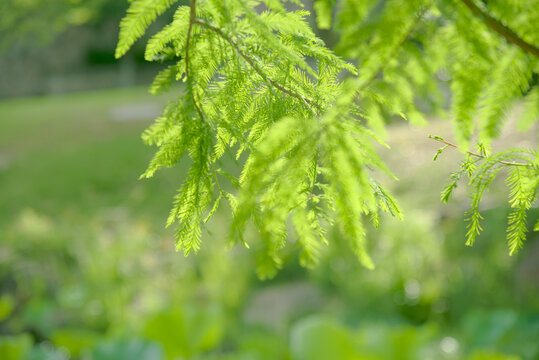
[194,18,321,114]
[358,3,431,90]
[185,0,195,80]
[185,0,205,122]
[428,135,532,167]
[459,0,539,58]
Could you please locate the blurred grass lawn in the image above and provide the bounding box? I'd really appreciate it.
[0,87,184,224]
[0,88,538,360]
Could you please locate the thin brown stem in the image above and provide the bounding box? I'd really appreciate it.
[428,135,532,167]
[459,0,539,58]
[194,18,321,114]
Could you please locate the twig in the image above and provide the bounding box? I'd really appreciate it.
[428,135,532,167]
[194,18,321,114]
[459,0,539,58]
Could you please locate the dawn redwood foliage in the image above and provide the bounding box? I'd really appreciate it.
[116,0,539,277]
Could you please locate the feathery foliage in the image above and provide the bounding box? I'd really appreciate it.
[432,136,538,253]
[116,0,179,59]
[327,0,539,255]
[117,0,539,276]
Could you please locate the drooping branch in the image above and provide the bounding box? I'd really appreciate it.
[194,18,321,114]
[185,0,205,122]
[358,3,432,90]
[185,0,196,80]
[459,0,539,58]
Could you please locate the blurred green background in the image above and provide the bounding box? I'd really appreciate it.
[0,1,538,359]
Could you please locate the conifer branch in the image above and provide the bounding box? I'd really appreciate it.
[185,0,195,81]
[211,161,223,193]
[114,0,539,271]
[358,3,431,90]
[428,135,532,167]
[194,18,321,114]
[459,0,539,58]
[185,0,205,122]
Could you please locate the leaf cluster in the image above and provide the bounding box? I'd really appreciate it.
[117,0,403,277]
[328,0,539,148]
[116,0,539,275]
[434,139,538,254]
